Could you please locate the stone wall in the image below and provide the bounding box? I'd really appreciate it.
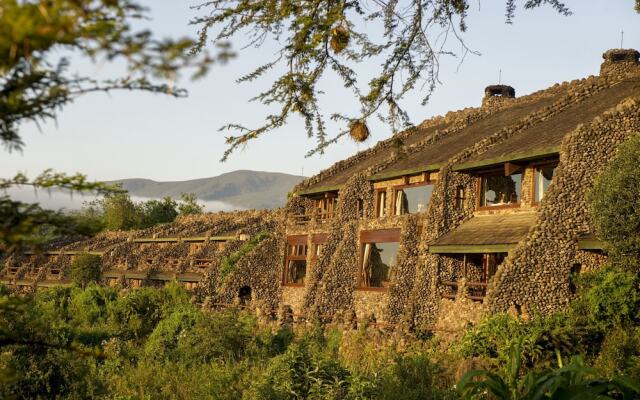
[487,95,640,313]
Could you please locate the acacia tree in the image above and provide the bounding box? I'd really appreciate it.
[191,0,639,160]
[0,0,225,253]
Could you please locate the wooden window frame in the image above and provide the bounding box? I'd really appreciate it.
[374,189,388,218]
[357,229,401,292]
[314,193,338,221]
[530,160,559,206]
[455,185,466,210]
[311,233,328,263]
[476,168,524,210]
[283,235,308,287]
[392,181,434,216]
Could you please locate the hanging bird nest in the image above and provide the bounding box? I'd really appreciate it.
[349,120,370,142]
[330,25,350,54]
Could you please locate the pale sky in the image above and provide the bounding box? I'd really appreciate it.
[2,1,639,183]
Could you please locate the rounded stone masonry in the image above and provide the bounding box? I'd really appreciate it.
[482,85,516,107]
[485,85,516,98]
[601,49,640,76]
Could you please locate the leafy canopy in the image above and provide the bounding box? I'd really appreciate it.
[191,0,589,160]
[589,133,640,270]
[0,0,228,152]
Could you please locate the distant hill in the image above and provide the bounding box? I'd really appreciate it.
[110,170,305,210]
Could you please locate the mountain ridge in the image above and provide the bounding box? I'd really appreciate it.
[109,170,305,210]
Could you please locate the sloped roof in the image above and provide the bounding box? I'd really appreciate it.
[454,78,640,170]
[429,212,537,253]
[298,73,640,194]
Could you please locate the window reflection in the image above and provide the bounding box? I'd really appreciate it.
[360,242,399,288]
[394,185,434,215]
[480,172,522,207]
[535,166,556,202]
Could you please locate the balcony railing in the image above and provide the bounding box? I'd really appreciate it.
[441,280,488,301]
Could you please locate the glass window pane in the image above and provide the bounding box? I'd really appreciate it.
[286,260,306,284]
[361,242,399,288]
[377,191,387,217]
[481,173,522,206]
[535,166,556,202]
[395,185,434,215]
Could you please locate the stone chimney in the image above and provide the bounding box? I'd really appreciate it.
[600,48,640,76]
[482,85,515,107]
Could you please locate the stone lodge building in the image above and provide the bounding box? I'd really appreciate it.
[2,49,640,330]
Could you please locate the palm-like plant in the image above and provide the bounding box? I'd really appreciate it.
[458,340,640,400]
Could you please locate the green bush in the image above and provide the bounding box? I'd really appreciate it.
[145,306,199,360]
[570,266,640,331]
[594,327,640,380]
[589,133,640,269]
[69,253,102,288]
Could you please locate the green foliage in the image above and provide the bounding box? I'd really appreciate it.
[458,340,640,400]
[101,192,141,231]
[177,193,204,216]
[594,327,640,381]
[192,0,576,160]
[219,232,271,279]
[246,338,350,400]
[140,197,179,228]
[0,0,220,152]
[85,192,186,231]
[144,306,199,360]
[453,313,585,371]
[569,266,640,331]
[589,134,640,269]
[69,253,102,288]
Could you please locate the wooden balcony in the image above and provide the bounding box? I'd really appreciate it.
[441,280,488,301]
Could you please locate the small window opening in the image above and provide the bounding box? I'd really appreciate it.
[455,186,465,210]
[284,241,307,285]
[376,190,387,218]
[357,199,364,219]
[239,286,252,305]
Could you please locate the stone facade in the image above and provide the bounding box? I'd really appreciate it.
[3,49,639,334]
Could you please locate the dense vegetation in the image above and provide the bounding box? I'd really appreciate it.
[71,191,204,233]
[0,261,639,400]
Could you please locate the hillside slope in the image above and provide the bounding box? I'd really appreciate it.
[111,170,304,210]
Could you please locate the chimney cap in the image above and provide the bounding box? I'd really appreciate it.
[484,85,516,98]
[602,49,640,63]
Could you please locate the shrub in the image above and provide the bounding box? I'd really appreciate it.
[69,253,102,288]
[594,327,640,380]
[570,266,640,331]
[588,133,640,269]
[145,306,199,360]
[177,309,262,364]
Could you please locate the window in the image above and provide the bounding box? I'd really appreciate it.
[284,236,307,285]
[375,190,387,217]
[480,171,522,207]
[356,199,364,219]
[458,252,507,299]
[455,186,465,210]
[394,184,434,215]
[359,229,401,289]
[534,165,556,202]
[315,196,338,221]
[311,233,328,263]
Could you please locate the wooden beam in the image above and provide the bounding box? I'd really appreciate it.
[429,244,515,254]
[504,162,524,176]
[452,146,560,171]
